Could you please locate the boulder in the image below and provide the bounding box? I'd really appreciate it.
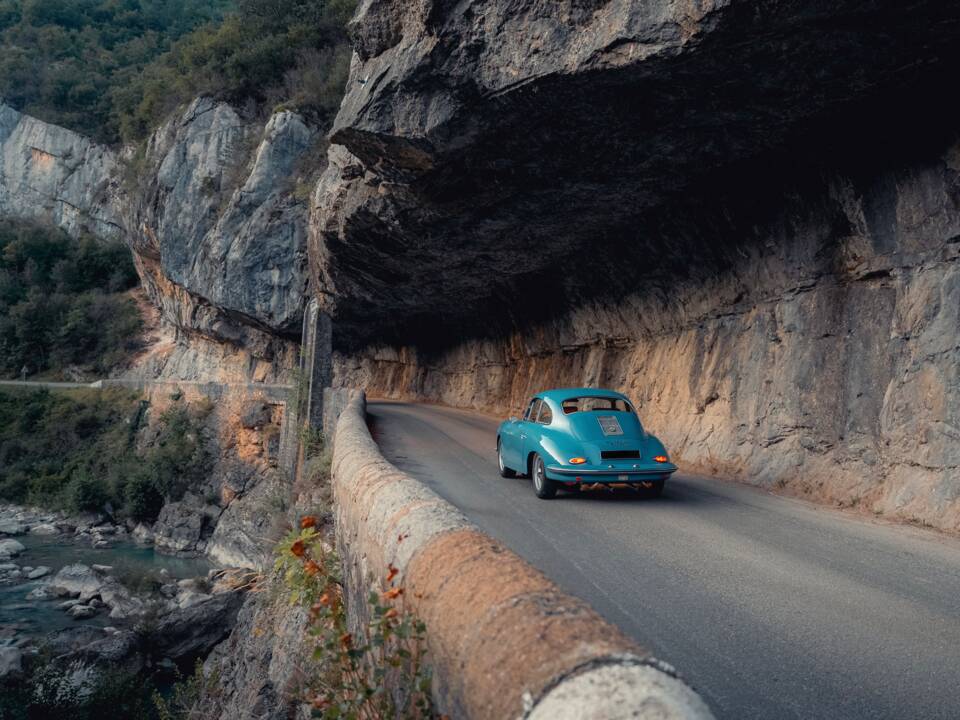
[68,605,98,620]
[0,646,22,679]
[48,564,104,600]
[26,566,50,579]
[29,523,59,536]
[99,582,146,620]
[153,501,208,555]
[26,586,53,600]
[153,590,246,662]
[132,523,154,545]
[91,564,114,573]
[0,520,26,536]
[0,539,25,559]
[176,590,213,610]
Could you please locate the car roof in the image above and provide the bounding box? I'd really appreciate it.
[536,388,629,403]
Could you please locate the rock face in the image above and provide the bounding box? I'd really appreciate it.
[153,590,246,662]
[0,98,312,382]
[320,0,960,532]
[129,98,315,345]
[195,589,310,720]
[0,103,123,239]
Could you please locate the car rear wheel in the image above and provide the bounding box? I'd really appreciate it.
[532,454,557,499]
[497,439,516,478]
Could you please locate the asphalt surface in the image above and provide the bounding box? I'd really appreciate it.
[368,400,960,720]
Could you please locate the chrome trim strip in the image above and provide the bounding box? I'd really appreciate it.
[546,465,675,477]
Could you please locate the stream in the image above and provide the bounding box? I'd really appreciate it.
[0,532,211,644]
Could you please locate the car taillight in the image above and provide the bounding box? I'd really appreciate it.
[653,455,668,463]
[569,457,587,464]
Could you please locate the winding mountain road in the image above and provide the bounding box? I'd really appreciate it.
[368,400,960,720]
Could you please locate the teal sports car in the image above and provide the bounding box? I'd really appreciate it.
[496,388,677,499]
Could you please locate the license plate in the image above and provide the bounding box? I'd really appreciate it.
[618,474,629,481]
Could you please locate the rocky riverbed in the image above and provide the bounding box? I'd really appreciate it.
[0,503,248,685]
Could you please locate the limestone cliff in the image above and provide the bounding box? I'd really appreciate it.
[318,0,960,532]
[0,98,315,382]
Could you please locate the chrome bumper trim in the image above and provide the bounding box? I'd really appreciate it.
[546,465,675,477]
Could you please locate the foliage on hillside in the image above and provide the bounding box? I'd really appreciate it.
[115,0,356,142]
[0,388,211,521]
[0,0,233,143]
[0,220,142,379]
[0,0,356,144]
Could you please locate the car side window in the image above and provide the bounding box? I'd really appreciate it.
[536,402,553,425]
[523,398,539,421]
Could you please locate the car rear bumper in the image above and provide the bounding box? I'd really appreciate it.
[545,464,676,482]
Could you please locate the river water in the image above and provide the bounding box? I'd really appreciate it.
[0,533,210,642]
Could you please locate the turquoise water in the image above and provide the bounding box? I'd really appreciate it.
[0,534,210,642]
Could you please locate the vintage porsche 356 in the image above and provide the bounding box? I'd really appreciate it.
[497,388,677,499]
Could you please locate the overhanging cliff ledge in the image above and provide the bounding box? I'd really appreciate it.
[314,0,960,348]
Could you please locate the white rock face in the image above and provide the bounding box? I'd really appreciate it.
[0,103,123,239]
[133,98,314,337]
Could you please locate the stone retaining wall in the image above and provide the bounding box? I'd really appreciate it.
[330,390,713,720]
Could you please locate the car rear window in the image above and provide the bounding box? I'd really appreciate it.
[561,396,632,414]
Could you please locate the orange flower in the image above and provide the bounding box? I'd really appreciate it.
[386,564,399,583]
[290,539,306,558]
[339,632,352,649]
[383,587,403,600]
[304,560,320,576]
[384,608,398,620]
[300,515,317,529]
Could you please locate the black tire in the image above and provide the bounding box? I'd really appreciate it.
[497,439,517,478]
[531,453,558,499]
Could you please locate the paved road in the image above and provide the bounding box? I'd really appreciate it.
[368,401,960,720]
[0,380,92,388]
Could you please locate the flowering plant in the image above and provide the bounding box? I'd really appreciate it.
[275,518,433,719]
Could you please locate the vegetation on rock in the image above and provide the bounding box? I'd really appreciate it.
[117,0,356,142]
[0,220,141,379]
[0,0,233,143]
[0,387,211,522]
[0,0,356,144]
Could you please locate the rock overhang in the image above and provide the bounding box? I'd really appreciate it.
[313,0,960,350]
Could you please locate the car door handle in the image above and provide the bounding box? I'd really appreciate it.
[520,434,527,440]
